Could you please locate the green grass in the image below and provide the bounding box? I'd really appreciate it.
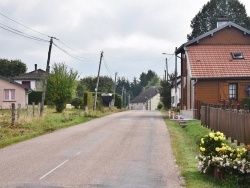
[0,107,123,148]
[161,111,226,188]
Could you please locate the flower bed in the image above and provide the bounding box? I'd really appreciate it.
[197,131,250,183]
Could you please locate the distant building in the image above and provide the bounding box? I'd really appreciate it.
[14,64,45,91]
[129,86,161,110]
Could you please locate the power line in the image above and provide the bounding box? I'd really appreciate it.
[0,11,49,37]
[53,42,98,62]
[102,56,117,75]
[0,23,49,42]
[57,40,95,56]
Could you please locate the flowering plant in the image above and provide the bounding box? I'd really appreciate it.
[197,131,250,175]
[199,131,226,157]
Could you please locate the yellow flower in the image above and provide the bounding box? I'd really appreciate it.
[200,147,205,152]
[214,137,218,141]
[209,133,214,138]
[215,147,220,152]
[201,138,204,144]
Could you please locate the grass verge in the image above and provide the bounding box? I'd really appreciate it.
[0,107,123,148]
[161,111,225,188]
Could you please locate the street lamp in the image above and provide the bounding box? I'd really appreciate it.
[162,53,169,82]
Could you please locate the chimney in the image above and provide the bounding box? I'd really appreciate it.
[35,64,37,71]
[217,16,228,28]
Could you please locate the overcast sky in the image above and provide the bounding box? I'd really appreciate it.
[0,0,250,81]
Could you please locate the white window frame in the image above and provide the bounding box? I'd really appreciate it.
[229,83,237,100]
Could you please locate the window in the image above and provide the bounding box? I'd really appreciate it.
[22,81,31,88]
[4,89,15,101]
[231,52,244,59]
[229,83,237,100]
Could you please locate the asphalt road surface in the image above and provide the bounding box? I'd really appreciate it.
[0,110,184,188]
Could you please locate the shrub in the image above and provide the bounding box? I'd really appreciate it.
[157,102,163,110]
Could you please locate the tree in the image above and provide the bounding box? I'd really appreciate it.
[76,76,114,97]
[130,77,142,99]
[187,0,250,40]
[47,63,79,112]
[160,80,171,109]
[0,59,27,77]
[144,75,160,90]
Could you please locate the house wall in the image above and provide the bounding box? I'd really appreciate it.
[129,102,147,110]
[171,85,181,108]
[15,80,37,90]
[199,27,250,45]
[194,80,250,106]
[150,93,160,110]
[0,79,27,109]
[129,93,160,110]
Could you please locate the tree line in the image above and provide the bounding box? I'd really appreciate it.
[0,59,172,112]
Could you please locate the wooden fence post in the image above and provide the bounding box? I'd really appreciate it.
[11,103,15,126]
[26,104,29,117]
[17,103,21,121]
[38,103,41,116]
[32,102,35,117]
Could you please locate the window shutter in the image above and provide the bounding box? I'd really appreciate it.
[219,83,229,101]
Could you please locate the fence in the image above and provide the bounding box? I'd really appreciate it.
[0,103,41,126]
[200,104,250,145]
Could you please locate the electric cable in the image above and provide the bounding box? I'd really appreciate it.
[0,11,49,37]
[0,24,49,42]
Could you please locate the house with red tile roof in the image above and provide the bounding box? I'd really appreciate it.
[176,21,250,119]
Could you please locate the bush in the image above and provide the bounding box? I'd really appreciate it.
[157,102,163,110]
[71,97,84,109]
[242,98,250,110]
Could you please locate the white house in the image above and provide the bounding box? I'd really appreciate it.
[129,86,161,110]
[14,64,45,91]
[170,76,181,108]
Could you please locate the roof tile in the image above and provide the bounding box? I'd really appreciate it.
[186,45,250,78]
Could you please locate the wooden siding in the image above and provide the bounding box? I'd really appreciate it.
[194,80,250,105]
[199,27,250,45]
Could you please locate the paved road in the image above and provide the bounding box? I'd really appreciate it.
[0,110,184,188]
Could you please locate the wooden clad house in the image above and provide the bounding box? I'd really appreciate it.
[176,21,250,119]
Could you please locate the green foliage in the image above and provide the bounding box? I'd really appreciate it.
[144,75,160,90]
[114,94,123,109]
[157,102,163,110]
[83,92,94,110]
[28,91,48,105]
[160,80,171,108]
[242,98,250,110]
[70,97,84,109]
[46,63,79,113]
[187,0,250,40]
[0,59,27,78]
[76,76,114,97]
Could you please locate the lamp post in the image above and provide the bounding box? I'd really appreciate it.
[162,53,169,82]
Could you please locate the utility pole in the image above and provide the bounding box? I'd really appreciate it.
[40,37,55,117]
[113,72,117,106]
[94,51,103,110]
[124,89,126,108]
[165,58,168,82]
[175,47,178,106]
[121,86,124,108]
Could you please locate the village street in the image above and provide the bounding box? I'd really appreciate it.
[0,111,183,187]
